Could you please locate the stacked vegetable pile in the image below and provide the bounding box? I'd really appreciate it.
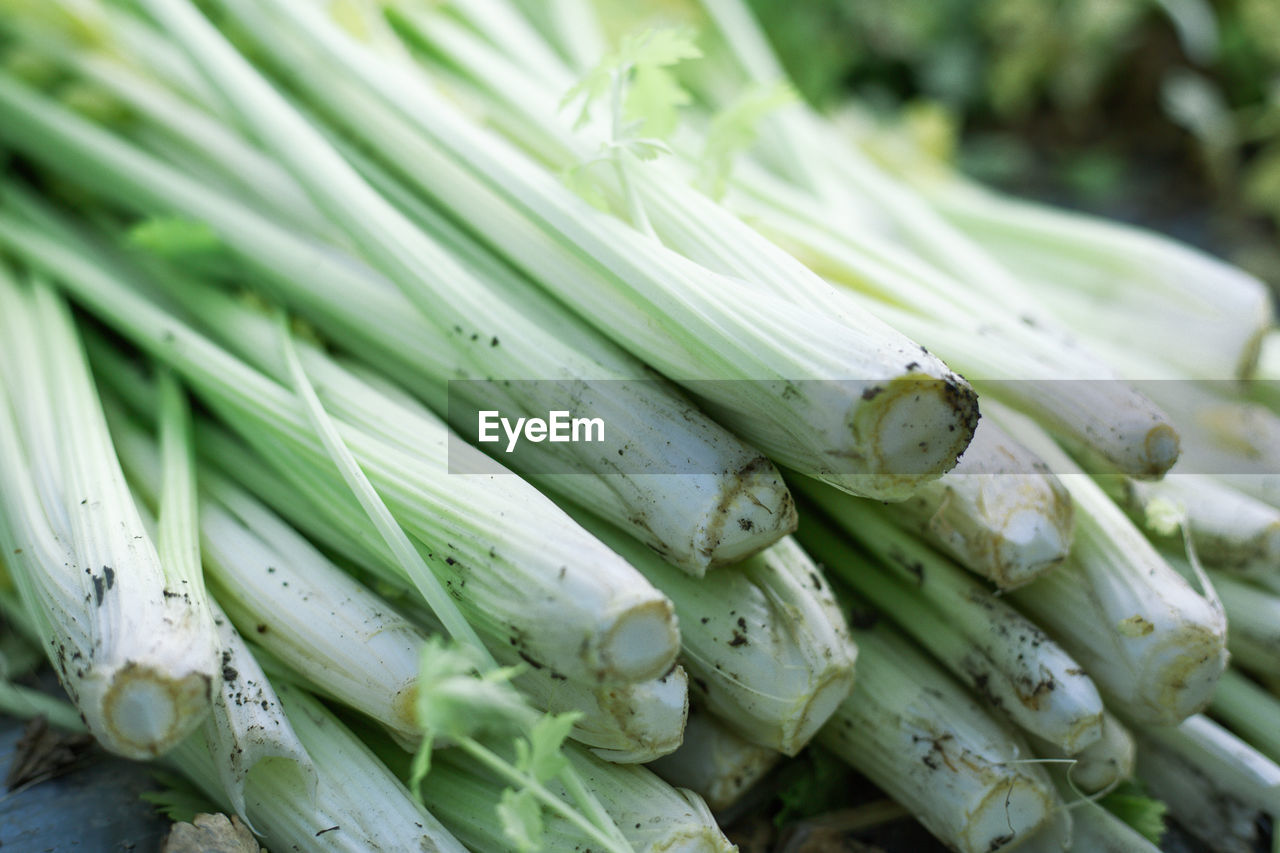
[0,0,1276,850]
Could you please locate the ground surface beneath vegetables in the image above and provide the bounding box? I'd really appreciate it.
[0,716,170,850]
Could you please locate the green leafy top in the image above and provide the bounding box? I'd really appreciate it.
[497,714,581,852]
[512,714,576,784]
[561,28,701,233]
[563,27,701,150]
[406,640,615,852]
[698,81,795,198]
[412,637,531,750]
[1099,780,1168,845]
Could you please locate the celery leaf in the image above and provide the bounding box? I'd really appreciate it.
[700,82,796,198]
[563,27,700,142]
[514,712,579,783]
[1100,780,1168,844]
[498,787,544,852]
[413,638,529,745]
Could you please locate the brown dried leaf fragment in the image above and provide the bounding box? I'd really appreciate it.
[4,716,95,792]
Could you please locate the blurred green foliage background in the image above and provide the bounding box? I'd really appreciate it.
[746,0,1280,290]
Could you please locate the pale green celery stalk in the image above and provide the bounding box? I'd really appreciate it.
[329,6,972,491]
[201,115,798,571]
[71,50,334,239]
[0,268,218,760]
[510,0,608,72]
[0,211,679,687]
[203,414,690,763]
[195,0,981,501]
[648,705,781,812]
[101,343,689,763]
[1252,330,1280,414]
[384,2,871,304]
[420,741,734,853]
[1133,715,1280,853]
[82,1,227,117]
[180,406,672,762]
[349,523,687,764]
[877,418,1073,589]
[174,275,677,681]
[1205,571,1280,676]
[275,312,490,667]
[990,402,1228,725]
[916,179,1273,381]
[198,601,317,829]
[439,0,581,82]
[0,274,68,528]
[699,0,1266,386]
[196,488,422,733]
[1143,377,1280,472]
[154,371,200,610]
[1092,373,1280,516]
[1,10,321,230]
[0,678,86,733]
[168,683,469,853]
[719,158,1183,478]
[149,368,318,823]
[574,522,856,756]
[1109,474,1280,577]
[1030,711,1135,795]
[259,432,691,763]
[1215,475,1280,512]
[819,620,1057,853]
[103,397,427,740]
[846,99,1269,387]
[119,367,690,767]
[0,65,794,576]
[796,500,1103,754]
[1015,809,1072,852]
[714,167,1181,479]
[1261,329,1280,378]
[1140,381,1280,510]
[380,2,980,497]
[508,663,688,764]
[1209,669,1280,764]
[616,0,1182,477]
[137,229,779,582]
[401,585,688,766]
[29,41,771,586]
